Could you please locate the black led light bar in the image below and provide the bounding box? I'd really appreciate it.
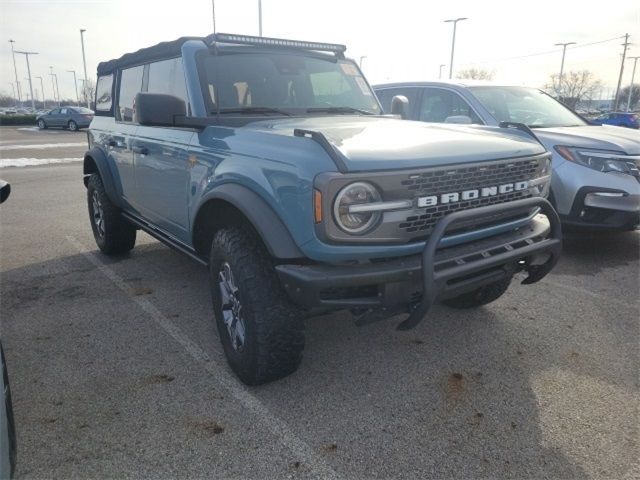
[206,32,346,54]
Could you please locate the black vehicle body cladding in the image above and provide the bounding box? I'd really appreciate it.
[195,183,304,260]
[83,147,124,209]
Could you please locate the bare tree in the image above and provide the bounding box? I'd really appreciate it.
[456,68,495,80]
[618,84,640,110]
[545,70,602,109]
[79,78,96,108]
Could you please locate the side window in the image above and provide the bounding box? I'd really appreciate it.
[50,108,60,115]
[375,88,420,116]
[419,88,482,124]
[60,108,68,114]
[117,65,144,122]
[147,57,189,110]
[95,74,114,113]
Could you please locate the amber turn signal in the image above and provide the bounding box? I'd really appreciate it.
[314,189,323,223]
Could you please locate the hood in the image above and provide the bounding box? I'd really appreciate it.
[535,125,640,155]
[249,116,545,171]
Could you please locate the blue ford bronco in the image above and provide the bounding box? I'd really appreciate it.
[84,33,561,384]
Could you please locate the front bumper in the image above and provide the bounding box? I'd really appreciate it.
[277,198,561,327]
[561,186,640,230]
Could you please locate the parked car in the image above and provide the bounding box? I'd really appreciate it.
[590,112,639,129]
[0,179,17,479]
[374,81,640,230]
[36,107,94,131]
[85,34,560,385]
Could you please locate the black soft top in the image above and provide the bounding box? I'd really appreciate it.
[96,36,201,75]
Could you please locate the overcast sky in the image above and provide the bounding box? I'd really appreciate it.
[1,0,639,101]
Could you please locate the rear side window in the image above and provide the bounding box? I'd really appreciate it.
[118,65,144,122]
[95,74,114,114]
[147,57,189,110]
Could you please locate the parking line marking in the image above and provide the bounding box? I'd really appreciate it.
[541,278,640,311]
[66,235,341,480]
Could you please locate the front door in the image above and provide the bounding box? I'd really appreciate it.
[131,126,194,241]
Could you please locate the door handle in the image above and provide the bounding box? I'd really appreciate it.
[108,139,125,148]
[132,146,149,155]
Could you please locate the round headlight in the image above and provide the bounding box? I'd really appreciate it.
[333,182,381,234]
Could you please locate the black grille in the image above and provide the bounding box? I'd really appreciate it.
[398,157,544,235]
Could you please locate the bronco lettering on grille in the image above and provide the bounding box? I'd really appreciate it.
[416,181,529,208]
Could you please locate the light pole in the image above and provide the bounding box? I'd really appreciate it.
[439,64,446,79]
[68,70,80,106]
[9,83,16,101]
[258,0,262,36]
[80,29,90,108]
[614,34,631,112]
[554,42,576,97]
[15,50,38,110]
[211,0,216,32]
[9,40,21,103]
[627,56,640,111]
[35,76,45,108]
[359,56,367,69]
[49,66,58,105]
[444,17,467,79]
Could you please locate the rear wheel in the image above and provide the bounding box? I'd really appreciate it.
[209,227,304,385]
[87,174,136,255]
[37,119,46,129]
[441,274,512,309]
[68,120,78,131]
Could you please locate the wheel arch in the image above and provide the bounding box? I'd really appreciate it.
[192,184,304,261]
[83,147,123,208]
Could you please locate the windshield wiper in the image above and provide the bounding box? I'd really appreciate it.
[306,106,374,115]
[218,107,293,116]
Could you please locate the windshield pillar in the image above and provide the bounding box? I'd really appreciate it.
[181,41,209,117]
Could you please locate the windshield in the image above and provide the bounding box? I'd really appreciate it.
[468,86,587,128]
[199,52,382,115]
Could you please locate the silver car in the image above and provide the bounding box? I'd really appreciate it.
[36,106,94,131]
[374,82,640,230]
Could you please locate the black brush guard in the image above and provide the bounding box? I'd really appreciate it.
[396,197,562,330]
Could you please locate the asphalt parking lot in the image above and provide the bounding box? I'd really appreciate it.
[0,125,638,479]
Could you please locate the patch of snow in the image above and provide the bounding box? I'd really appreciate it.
[0,157,82,168]
[0,142,86,151]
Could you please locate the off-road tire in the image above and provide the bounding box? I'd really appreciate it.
[37,119,46,129]
[441,274,512,309]
[209,227,304,385]
[68,120,78,131]
[87,174,136,255]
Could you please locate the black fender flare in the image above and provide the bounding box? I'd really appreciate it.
[196,184,304,260]
[83,147,123,208]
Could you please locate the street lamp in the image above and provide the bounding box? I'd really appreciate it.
[9,83,16,101]
[627,56,640,111]
[68,70,80,106]
[439,64,446,80]
[359,56,367,69]
[9,40,21,102]
[554,42,576,97]
[80,29,90,108]
[258,0,262,36]
[444,17,468,79]
[35,76,45,108]
[14,50,38,110]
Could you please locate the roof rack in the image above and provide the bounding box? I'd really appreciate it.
[205,33,346,57]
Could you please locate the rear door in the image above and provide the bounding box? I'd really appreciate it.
[110,64,144,206]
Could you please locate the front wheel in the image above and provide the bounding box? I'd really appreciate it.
[87,174,136,255]
[209,227,304,385]
[441,274,512,309]
[67,120,78,131]
[37,119,46,129]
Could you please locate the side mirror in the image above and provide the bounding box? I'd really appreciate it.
[390,95,409,120]
[135,93,186,127]
[0,179,11,204]
[444,115,472,124]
